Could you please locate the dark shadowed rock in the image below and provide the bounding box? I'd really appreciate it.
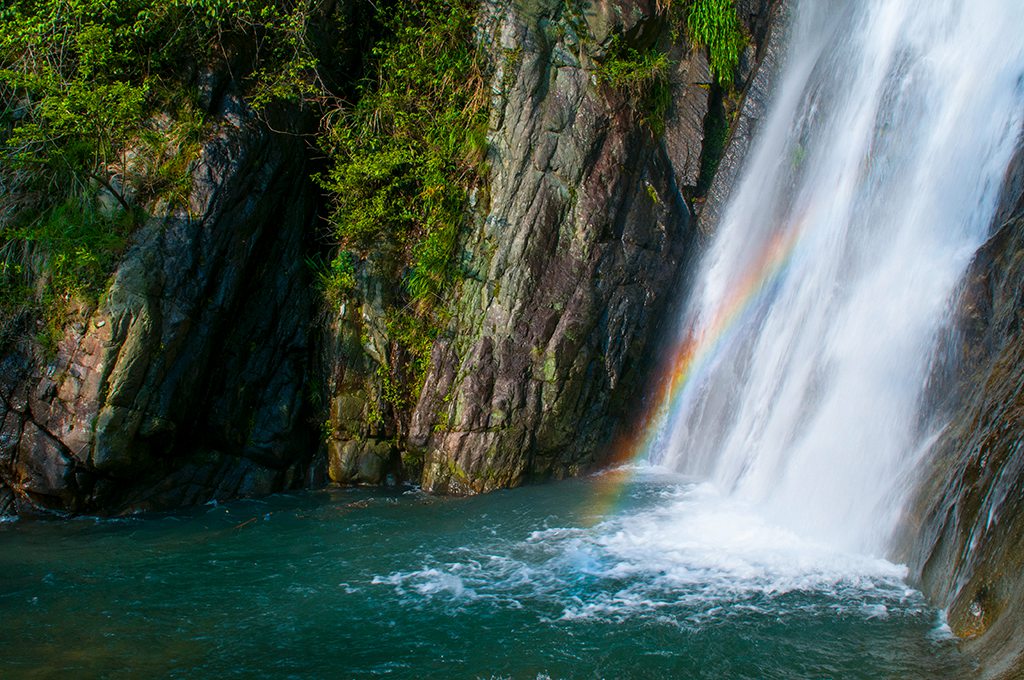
[0,94,319,515]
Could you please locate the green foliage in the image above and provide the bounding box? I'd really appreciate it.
[365,309,443,431]
[366,309,442,429]
[685,0,745,85]
[309,250,357,307]
[407,209,461,304]
[320,418,334,444]
[30,197,133,297]
[598,43,669,94]
[1,0,482,422]
[0,0,321,196]
[376,363,405,412]
[0,191,136,352]
[593,0,743,131]
[385,311,438,392]
[597,40,672,135]
[401,448,424,475]
[317,0,487,418]
[0,0,324,330]
[319,0,486,305]
[135,97,207,208]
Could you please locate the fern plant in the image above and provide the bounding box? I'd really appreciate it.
[686,0,745,85]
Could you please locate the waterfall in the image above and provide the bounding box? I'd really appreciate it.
[651,0,1024,556]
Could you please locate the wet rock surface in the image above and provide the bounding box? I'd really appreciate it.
[403,0,779,493]
[409,0,697,492]
[901,147,1024,678]
[698,0,789,234]
[323,0,781,491]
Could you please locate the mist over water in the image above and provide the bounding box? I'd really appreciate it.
[652,0,1024,555]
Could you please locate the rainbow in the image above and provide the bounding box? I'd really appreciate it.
[580,209,813,524]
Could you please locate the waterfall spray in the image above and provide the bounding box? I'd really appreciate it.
[649,0,1024,556]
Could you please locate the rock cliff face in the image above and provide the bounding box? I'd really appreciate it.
[324,0,782,493]
[899,146,1024,679]
[699,0,788,233]
[410,0,703,492]
[0,0,783,514]
[4,0,1024,674]
[0,92,319,515]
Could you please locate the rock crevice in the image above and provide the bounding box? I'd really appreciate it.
[0,94,320,514]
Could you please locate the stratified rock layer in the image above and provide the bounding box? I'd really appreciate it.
[0,94,318,514]
[325,0,782,493]
[409,0,702,492]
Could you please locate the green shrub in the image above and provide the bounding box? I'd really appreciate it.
[310,250,357,307]
[1,0,485,415]
[597,41,672,135]
[598,45,670,96]
[0,0,320,197]
[317,0,487,415]
[386,311,438,391]
[685,0,745,85]
[0,0,325,327]
[319,0,487,306]
[0,191,136,352]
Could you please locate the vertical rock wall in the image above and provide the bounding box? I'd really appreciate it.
[1,0,784,513]
[0,93,319,515]
[899,147,1024,678]
[409,0,703,492]
[403,0,782,492]
[323,0,782,494]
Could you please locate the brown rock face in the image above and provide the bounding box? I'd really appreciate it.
[399,0,781,493]
[898,146,1024,678]
[1,0,784,513]
[0,93,319,515]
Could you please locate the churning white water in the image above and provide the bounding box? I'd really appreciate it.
[653,0,1024,555]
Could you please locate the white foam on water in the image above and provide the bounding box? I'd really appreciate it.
[373,478,923,625]
[929,610,956,641]
[373,568,479,600]
[375,0,1024,627]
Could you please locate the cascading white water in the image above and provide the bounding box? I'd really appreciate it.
[653,0,1024,556]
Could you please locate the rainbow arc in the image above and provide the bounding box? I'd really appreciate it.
[581,208,814,523]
